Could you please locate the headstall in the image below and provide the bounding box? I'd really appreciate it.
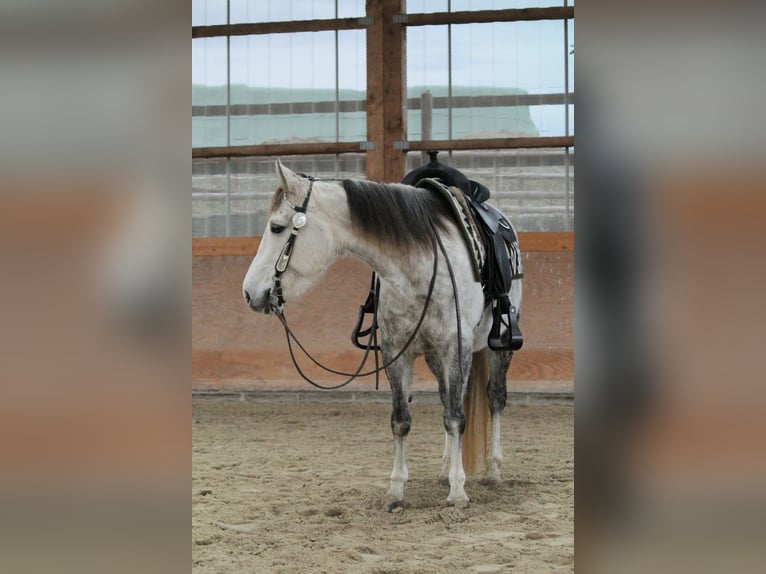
[271,176,315,311]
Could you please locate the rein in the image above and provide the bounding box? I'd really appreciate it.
[273,229,440,389]
[270,175,465,390]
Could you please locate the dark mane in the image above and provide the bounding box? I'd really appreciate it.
[342,179,454,253]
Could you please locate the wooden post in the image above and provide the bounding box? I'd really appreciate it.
[420,90,433,165]
[366,0,406,182]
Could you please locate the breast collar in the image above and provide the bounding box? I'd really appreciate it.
[271,176,315,311]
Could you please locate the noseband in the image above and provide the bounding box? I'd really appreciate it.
[271,176,315,311]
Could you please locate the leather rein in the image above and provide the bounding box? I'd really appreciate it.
[270,176,464,390]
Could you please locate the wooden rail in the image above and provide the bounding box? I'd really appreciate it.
[192,92,574,117]
[402,7,574,26]
[192,17,368,38]
[407,136,574,151]
[192,232,573,257]
[191,8,574,39]
[193,141,364,159]
[192,137,573,159]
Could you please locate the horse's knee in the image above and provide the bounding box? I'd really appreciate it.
[390,408,411,437]
[488,381,507,414]
[443,412,465,436]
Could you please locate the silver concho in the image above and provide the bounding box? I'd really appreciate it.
[292,212,307,229]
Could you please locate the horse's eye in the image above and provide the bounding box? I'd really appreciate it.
[270,223,286,234]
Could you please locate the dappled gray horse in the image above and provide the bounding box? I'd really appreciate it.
[243,161,522,510]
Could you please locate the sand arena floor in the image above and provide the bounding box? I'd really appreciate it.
[193,398,573,573]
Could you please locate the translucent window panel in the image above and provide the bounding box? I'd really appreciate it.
[451,20,565,97]
[408,26,450,88]
[528,104,565,137]
[193,155,367,238]
[566,19,573,135]
[450,0,564,10]
[192,38,228,148]
[230,0,335,24]
[337,29,367,142]
[230,33,336,100]
[450,20,567,138]
[337,0,365,18]
[192,38,227,104]
[408,0,568,11]
[407,26,449,140]
[567,17,574,92]
[229,31,365,145]
[192,0,228,27]
[407,94,540,140]
[407,0,449,13]
[192,158,229,237]
[406,148,573,231]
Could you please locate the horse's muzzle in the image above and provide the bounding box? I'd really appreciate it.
[244,288,274,314]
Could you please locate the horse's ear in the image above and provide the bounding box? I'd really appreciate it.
[275,159,300,195]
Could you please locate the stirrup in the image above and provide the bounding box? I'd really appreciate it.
[351,273,381,351]
[488,299,523,352]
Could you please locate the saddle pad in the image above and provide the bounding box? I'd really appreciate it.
[416,178,485,282]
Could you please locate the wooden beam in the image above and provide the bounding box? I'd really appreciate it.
[192,92,574,118]
[407,136,574,151]
[366,0,407,182]
[365,1,385,181]
[192,237,261,256]
[192,232,573,256]
[403,7,574,26]
[408,92,574,110]
[519,232,573,252]
[192,141,363,159]
[191,6,575,39]
[192,138,573,159]
[192,17,368,39]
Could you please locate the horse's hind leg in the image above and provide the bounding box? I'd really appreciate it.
[382,352,413,512]
[442,345,471,508]
[482,349,513,485]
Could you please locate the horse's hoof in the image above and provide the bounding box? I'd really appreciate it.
[384,500,404,513]
[480,474,500,487]
[446,496,470,509]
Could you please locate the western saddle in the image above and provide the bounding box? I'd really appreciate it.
[352,151,524,353]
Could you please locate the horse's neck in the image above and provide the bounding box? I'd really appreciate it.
[317,181,423,295]
[340,229,417,295]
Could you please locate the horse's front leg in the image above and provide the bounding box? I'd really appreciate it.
[382,350,413,512]
[442,344,472,508]
[427,354,453,485]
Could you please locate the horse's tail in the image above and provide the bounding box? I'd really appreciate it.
[462,349,489,475]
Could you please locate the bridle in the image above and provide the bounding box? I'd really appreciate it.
[270,176,315,311]
[268,175,465,391]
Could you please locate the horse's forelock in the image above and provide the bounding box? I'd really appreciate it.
[269,187,284,214]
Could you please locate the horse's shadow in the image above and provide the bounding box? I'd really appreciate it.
[366,476,534,514]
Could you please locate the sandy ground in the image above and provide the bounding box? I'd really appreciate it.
[192,399,573,573]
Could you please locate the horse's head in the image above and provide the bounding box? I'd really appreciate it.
[242,161,337,313]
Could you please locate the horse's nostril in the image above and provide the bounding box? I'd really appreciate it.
[244,290,251,304]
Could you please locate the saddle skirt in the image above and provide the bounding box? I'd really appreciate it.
[415,178,485,282]
[415,177,525,296]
